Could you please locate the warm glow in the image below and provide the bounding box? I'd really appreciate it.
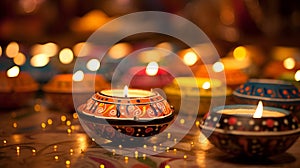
[108,43,132,59]
[253,101,263,118]
[295,70,300,81]
[86,59,100,71]
[73,70,84,82]
[30,54,49,67]
[0,46,2,56]
[13,52,26,66]
[146,61,159,76]
[73,42,91,57]
[19,0,41,13]
[202,81,211,90]
[6,42,19,58]
[233,46,247,61]
[138,49,163,63]
[124,85,128,97]
[212,62,224,72]
[155,42,173,51]
[220,6,235,25]
[183,51,198,66]
[7,66,20,77]
[59,48,74,64]
[283,57,296,70]
[31,42,58,57]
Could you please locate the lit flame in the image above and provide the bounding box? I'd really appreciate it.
[283,57,295,70]
[30,53,49,67]
[124,85,128,97]
[7,66,20,78]
[146,62,159,76]
[73,70,84,82]
[253,101,263,118]
[86,59,100,71]
[183,51,198,66]
[233,46,247,61]
[202,81,211,90]
[295,70,300,81]
[59,48,74,64]
[0,45,2,56]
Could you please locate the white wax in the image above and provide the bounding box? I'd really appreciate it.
[101,89,154,98]
[218,109,285,117]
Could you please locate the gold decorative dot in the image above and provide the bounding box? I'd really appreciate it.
[73,113,78,119]
[100,164,105,168]
[61,115,67,122]
[3,140,7,144]
[41,122,46,129]
[66,120,71,126]
[47,119,53,125]
[180,119,185,124]
[65,160,71,165]
[183,155,187,159]
[67,128,72,134]
[165,165,171,168]
[54,155,58,160]
[13,122,18,128]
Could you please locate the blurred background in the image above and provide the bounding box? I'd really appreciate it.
[0,0,300,83]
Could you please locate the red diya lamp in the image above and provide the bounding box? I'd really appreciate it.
[43,73,110,112]
[200,101,300,157]
[125,62,174,90]
[0,68,39,109]
[76,86,174,145]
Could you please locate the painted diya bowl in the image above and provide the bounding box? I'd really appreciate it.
[163,77,232,115]
[233,79,300,113]
[0,72,39,109]
[43,73,110,112]
[200,105,300,157]
[76,89,174,144]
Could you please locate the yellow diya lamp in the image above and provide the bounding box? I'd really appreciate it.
[163,77,232,116]
[43,73,110,112]
[195,64,249,90]
[0,67,39,109]
[76,86,174,146]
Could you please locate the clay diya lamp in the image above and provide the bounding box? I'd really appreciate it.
[0,71,39,109]
[233,79,300,117]
[124,62,174,90]
[76,87,174,145]
[43,73,110,112]
[195,64,249,90]
[163,77,232,116]
[200,101,300,157]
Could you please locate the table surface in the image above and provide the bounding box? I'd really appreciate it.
[0,98,300,168]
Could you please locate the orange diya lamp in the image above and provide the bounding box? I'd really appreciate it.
[76,86,174,145]
[43,73,110,112]
[0,67,39,109]
[200,101,300,157]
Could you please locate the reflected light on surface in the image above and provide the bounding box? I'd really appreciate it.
[253,101,263,118]
[31,54,49,67]
[183,51,198,66]
[59,48,74,64]
[212,62,224,72]
[233,46,247,61]
[146,62,159,76]
[86,59,100,71]
[7,66,20,77]
[13,52,26,66]
[77,135,88,152]
[283,57,296,70]
[202,81,211,90]
[295,70,300,81]
[73,70,84,82]
[6,42,19,58]
[108,43,132,59]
